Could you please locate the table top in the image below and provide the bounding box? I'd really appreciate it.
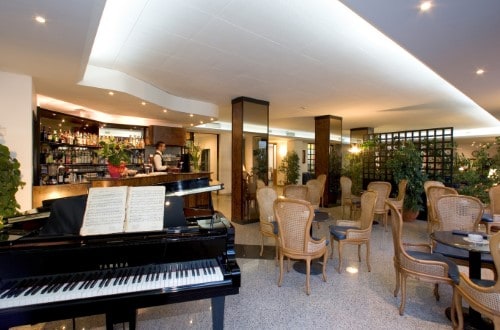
[431,231,491,254]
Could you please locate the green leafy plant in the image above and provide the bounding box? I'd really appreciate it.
[278,150,300,185]
[98,137,130,166]
[453,137,499,203]
[0,144,26,219]
[189,142,201,171]
[387,141,427,213]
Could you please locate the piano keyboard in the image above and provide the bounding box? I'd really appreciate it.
[0,259,223,310]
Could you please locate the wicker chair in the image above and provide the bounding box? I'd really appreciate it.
[367,181,391,231]
[256,187,279,259]
[424,181,446,232]
[340,176,360,219]
[274,198,328,295]
[453,231,500,329]
[306,179,322,209]
[329,190,377,273]
[426,186,458,233]
[388,179,408,213]
[283,184,308,200]
[433,194,495,277]
[485,185,500,234]
[385,200,459,316]
[316,174,327,207]
[435,194,483,232]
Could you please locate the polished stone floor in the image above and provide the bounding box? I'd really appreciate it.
[12,192,481,330]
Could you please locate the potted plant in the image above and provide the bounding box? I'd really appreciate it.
[278,150,300,185]
[188,142,201,172]
[387,141,427,220]
[0,144,26,228]
[98,137,131,178]
[453,137,499,203]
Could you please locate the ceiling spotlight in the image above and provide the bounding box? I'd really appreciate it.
[141,101,146,106]
[108,91,114,96]
[420,1,432,12]
[163,109,167,113]
[34,16,46,24]
[210,118,214,121]
[189,114,194,117]
[476,69,485,75]
[199,120,204,124]
[190,123,194,126]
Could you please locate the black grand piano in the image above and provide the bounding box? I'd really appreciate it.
[0,177,240,330]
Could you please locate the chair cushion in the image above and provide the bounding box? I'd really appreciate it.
[433,243,493,263]
[329,225,359,240]
[271,221,279,235]
[407,250,460,284]
[312,237,330,246]
[471,278,496,287]
[481,213,493,222]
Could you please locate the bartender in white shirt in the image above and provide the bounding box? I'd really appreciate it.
[153,141,168,172]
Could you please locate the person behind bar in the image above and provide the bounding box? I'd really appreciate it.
[153,141,168,172]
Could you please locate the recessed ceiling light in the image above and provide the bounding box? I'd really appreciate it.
[190,123,194,126]
[420,1,432,12]
[163,109,167,113]
[199,120,204,124]
[108,91,114,96]
[189,114,194,117]
[141,101,146,106]
[210,118,214,121]
[34,16,46,24]
[476,68,485,75]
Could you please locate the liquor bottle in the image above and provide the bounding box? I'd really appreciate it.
[40,126,46,141]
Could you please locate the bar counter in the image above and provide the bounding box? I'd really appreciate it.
[32,172,211,208]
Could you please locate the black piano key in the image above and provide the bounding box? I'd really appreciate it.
[62,274,79,292]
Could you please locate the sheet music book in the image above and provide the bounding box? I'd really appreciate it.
[80,186,165,236]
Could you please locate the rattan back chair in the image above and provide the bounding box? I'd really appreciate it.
[424,181,445,231]
[426,186,458,233]
[306,179,322,209]
[274,198,328,295]
[486,185,500,234]
[256,187,279,259]
[385,200,459,316]
[367,181,391,231]
[329,190,377,273]
[453,231,500,329]
[283,184,308,200]
[435,194,483,232]
[388,179,408,213]
[340,176,360,219]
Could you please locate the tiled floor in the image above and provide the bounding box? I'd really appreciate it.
[14,192,475,329]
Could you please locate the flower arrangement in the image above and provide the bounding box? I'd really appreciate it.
[98,136,131,166]
[0,144,25,222]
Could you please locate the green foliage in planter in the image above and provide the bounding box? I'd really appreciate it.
[341,151,363,195]
[278,150,300,185]
[386,141,427,213]
[453,137,499,203]
[0,144,26,218]
[252,147,268,182]
[98,137,131,166]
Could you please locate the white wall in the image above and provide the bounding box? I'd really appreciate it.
[0,71,34,212]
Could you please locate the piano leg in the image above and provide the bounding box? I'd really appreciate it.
[211,296,225,330]
[106,308,137,330]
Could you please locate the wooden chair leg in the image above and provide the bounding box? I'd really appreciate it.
[337,242,343,274]
[306,259,311,295]
[365,241,371,272]
[399,275,407,315]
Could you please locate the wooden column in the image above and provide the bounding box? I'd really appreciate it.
[231,97,269,224]
[315,115,342,207]
[231,100,244,224]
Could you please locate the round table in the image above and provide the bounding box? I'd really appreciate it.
[431,231,492,329]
